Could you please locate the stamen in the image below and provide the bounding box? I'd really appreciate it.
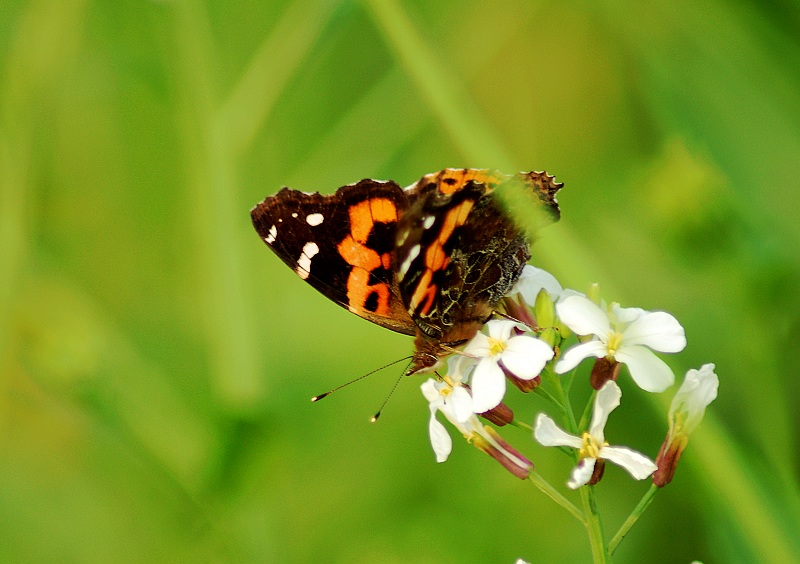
[579,432,606,459]
[488,337,506,356]
[606,331,623,356]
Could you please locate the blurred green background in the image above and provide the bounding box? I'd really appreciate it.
[2,0,800,562]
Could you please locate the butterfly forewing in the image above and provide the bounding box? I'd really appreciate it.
[251,180,417,335]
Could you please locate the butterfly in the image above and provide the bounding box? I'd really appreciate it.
[251,168,561,375]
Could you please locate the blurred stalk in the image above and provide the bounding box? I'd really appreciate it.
[642,388,800,563]
[364,0,515,172]
[684,411,800,563]
[290,3,533,186]
[363,0,609,289]
[0,0,87,372]
[171,0,340,411]
[215,0,340,158]
[172,0,260,411]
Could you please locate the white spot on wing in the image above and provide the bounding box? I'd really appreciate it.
[398,244,420,279]
[422,215,435,229]
[306,213,324,226]
[295,242,320,280]
[291,212,298,218]
[265,225,277,244]
[397,228,409,247]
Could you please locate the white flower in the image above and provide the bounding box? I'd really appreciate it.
[507,265,563,304]
[463,319,554,413]
[421,379,474,461]
[668,363,718,435]
[554,295,686,393]
[420,378,533,477]
[653,364,719,486]
[534,381,657,489]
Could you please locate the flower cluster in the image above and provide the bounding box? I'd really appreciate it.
[421,265,718,490]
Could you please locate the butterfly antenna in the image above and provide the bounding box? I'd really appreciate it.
[493,310,524,324]
[370,363,410,423]
[311,356,412,402]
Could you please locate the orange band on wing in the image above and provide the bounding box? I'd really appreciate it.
[338,234,381,271]
[409,269,437,317]
[345,268,392,315]
[348,198,398,243]
[435,169,505,194]
[338,234,393,316]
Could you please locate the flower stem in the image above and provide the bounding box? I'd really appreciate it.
[527,471,585,524]
[579,485,608,564]
[509,419,533,432]
[578,390,597,431]
[608,484,659,555]
[543,366,609,562]
[533,385,570,421]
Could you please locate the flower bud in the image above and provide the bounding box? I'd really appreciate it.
[533,288,556,328]
[538,327,559,348]
[590,357,621,390]
[588,283,601,305]
[479,401,515,426]
[653,364,718,487]
[473,426,534,480]
[501,295,536,328]
[588,458,606,486]
[653,433,688,487]
[507,371,541,393]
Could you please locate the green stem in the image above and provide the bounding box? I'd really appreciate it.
[533,385,571,421]
[562,365,576,393]
[578,390,597,431]
[542,366,608,562]
[580,485,608,564]
[510,419,533,432]
[608,484,659,555]
[542,366,577,431]
[527,472,585,524]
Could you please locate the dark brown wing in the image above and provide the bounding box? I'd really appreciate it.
[251,180,417,336]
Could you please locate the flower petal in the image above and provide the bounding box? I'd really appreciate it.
[463,331,491,357]
[623,311,686,353]
[568,458,596,489]
[510,265,563,304]
[589,381,622,442]
[556,295,612,338]
[471,357,506,412]
[420,378,441,405]
[615,345,675,392]
[446,354,477,385]
[555,340,608,373]
[428,414,453,463]
[485,318,521,342]
[501,336,554,379]
[612,303,646,324]
[533,413,582,448]
[600,446,657,480]
[448,385,475,423]
[669,363,719,433]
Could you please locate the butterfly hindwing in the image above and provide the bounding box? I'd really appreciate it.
[394,169,562,345]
